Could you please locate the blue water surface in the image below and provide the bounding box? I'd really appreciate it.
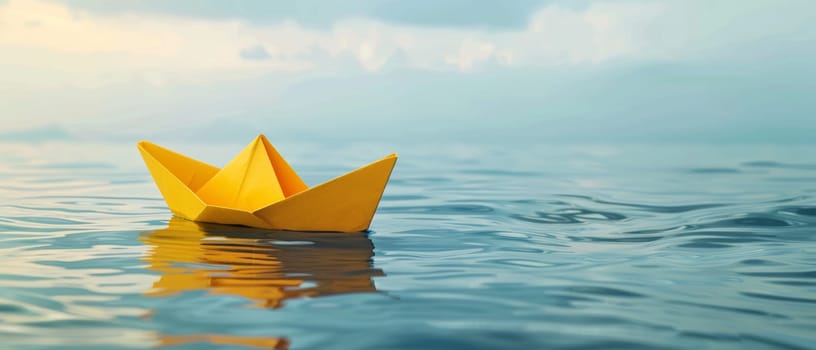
[0,141,815,350]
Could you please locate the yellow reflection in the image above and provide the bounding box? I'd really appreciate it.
[157,334,289,349]
[141,217,384,308]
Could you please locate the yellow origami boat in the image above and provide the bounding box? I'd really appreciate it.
[137,135,397,232]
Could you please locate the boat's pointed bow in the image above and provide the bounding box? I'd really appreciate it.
[137,141,218,220]
[254,154,398,232]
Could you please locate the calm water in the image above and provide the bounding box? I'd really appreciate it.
[1,141,815,350]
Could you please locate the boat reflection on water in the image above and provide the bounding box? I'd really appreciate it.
[157,334,290,349]
[141,217,384,307]
[140,217,385,348]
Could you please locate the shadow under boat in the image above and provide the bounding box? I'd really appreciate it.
[140,217,385,309]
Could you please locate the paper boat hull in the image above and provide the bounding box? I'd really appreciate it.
[138,141,397,232]
[254,154,397,232]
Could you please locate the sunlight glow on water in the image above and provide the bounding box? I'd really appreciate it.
[0,142,815,349]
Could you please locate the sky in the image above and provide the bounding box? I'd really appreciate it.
[0,0,814,144]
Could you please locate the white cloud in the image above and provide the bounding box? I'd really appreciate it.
[444,38,496,71]
[0,0,676,87]
[2,0,812,137]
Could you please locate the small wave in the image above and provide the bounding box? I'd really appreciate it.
[686,167,741,174]
[742,161,816,170]
[777,206,816,217]
[738,271,816,279]
[741,292,816,304]
[380,204,494,215]
[556,194,727,213]
[511,208,626,224]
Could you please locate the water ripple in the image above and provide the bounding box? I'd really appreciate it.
[380,204,494,215]
[1,142,815,349]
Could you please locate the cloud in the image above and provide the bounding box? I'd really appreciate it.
[3,0,815,80]
[0,0,678,83]
[1,0,814,144]
[9,0,810,90]
[239,45,272,61]
[49,0,553,30]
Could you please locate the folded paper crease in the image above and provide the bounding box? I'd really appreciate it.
[138,135,396,232]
